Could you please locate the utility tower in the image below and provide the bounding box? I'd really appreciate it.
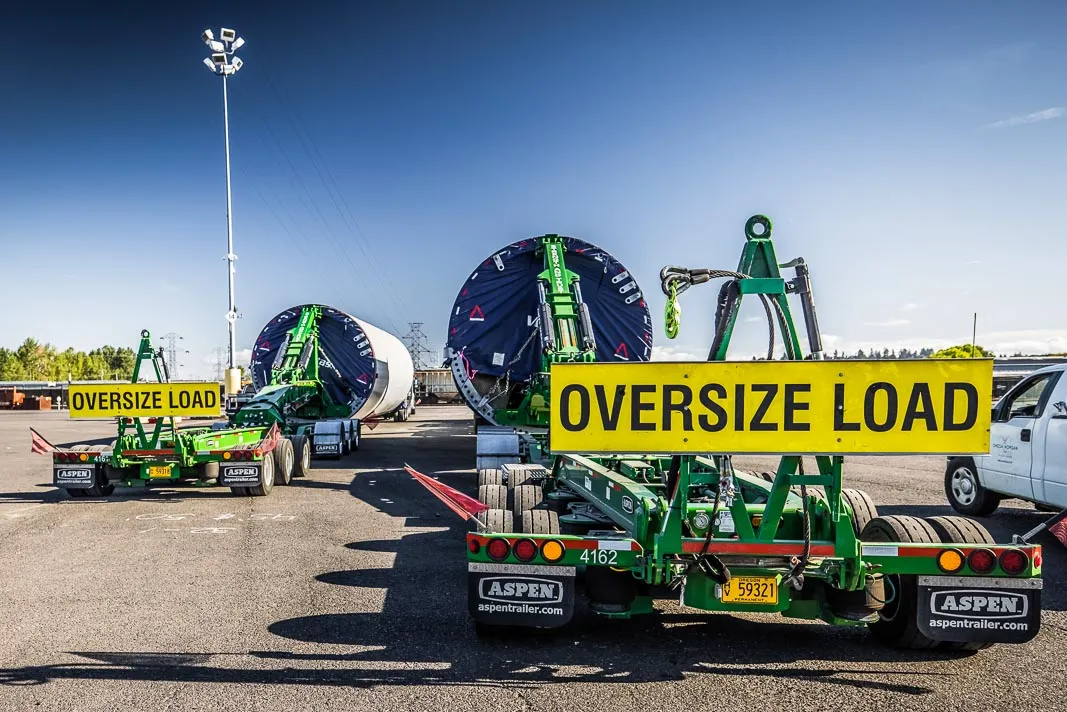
[213,347,227,381]
[161,333,188,380]
[402,322,433,370]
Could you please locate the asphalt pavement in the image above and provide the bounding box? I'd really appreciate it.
[0,406,1064,711]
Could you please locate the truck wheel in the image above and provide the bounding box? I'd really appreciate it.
[521,509,560,535]
[350,422,360,452]
[508,470,533,490]
[231,487,249,496]
[196,462,220,482]
[841,488,878,537]
[478,484,507,509]
[860,515,940,650]
[513,484,544,521]
[246,454,275,497]
[924,515,995,545]
[475,508,513,533]
[290,435,311,478]
[84,445,115,497]
[922,515,997,653]
[478,468,504,487]
[945,457,999,516]
[273,438,295,486]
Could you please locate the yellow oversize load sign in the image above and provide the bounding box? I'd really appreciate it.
[68,382,221,419]
[549,359,993,455]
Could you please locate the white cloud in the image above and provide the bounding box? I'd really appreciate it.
[985,107,1064,129]
[862,318,911,327]
[982,330,1067,356]
[901,302,924,312]
[744,316,763,323]
[651,345,705,361]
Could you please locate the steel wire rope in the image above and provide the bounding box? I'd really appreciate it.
[259,65,414,328]
[237,161,351,309]
[255,116,402,335]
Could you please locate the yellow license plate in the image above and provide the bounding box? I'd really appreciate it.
[720,576,778,604]
[147,465,172,478]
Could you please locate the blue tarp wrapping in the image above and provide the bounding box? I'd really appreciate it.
[250,304,376,414]
[447,236,653,389]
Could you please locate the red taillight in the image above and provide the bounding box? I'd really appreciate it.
[999,549,1029,575]
[514,539,537,562]
[468,539,480,554]
[1033,548,1042,569]
[968,548,997,574]
[487,538,510,561]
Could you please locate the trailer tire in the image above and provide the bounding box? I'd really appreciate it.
[246,453,275,497]
[231,487,249,496]
[291,435,311,478]
[924,515,995,545]
[196,461,220,482]
[922,515,997,651]
[273,438,295,486]
[350,421,361,452]
[475,508,513,533]
[945,457,999,516]
[84,445,115,497]
[508,470,533,490]
[478,468,504,488]
[513,484,544,520]
[521,509,560,535]
[478,484,508,510]
[860,515,940,650]
[841,488,878,537]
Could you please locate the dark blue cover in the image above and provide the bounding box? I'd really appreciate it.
[447,236,653,384]
[250,304,376,412]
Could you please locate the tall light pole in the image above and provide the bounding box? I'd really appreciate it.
[202,27,246,394]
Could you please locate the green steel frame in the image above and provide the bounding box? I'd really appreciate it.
[466,215,1044,642]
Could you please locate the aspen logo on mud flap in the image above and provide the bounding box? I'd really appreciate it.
[930,590,1028,619]
[479,577,564,605]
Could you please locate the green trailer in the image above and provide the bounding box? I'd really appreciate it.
[416,215,1044,651]
[46,305,372,498]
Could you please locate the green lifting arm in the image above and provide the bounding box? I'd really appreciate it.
[268,305,322,385]
[493,235,598,428]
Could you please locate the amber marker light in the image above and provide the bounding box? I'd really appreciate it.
[540,540,565,563]
[936,548,965,573]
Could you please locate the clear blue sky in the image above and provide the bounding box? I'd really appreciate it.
[1,1,1064,378]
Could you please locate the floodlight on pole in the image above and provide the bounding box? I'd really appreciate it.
[201,26,246,395]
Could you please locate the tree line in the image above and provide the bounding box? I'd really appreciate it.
[827,344,995,360]
[0,339,136,381]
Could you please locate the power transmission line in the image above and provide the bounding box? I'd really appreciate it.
[161,333,188,380]
[402,322,433,370]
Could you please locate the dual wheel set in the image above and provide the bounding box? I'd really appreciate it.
[472,466,1002,650]
[750,472,1003,651]
[226,434,312,497]
[474,465,561,536]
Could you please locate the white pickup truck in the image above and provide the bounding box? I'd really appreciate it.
[945,363,1067,515]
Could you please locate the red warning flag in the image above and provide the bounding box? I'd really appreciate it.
[1050,517,1067,548]
[255,422,282,453]
[405,464,488,521]
[29,427,56,455]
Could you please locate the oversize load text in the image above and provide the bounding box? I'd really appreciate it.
[68,383,220,418]
[548,361,992,455]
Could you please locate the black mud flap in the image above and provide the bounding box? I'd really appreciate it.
[53,466,96,489]
[218,463,262,487]
[917,575,1042,644]
[469,562,575,628]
